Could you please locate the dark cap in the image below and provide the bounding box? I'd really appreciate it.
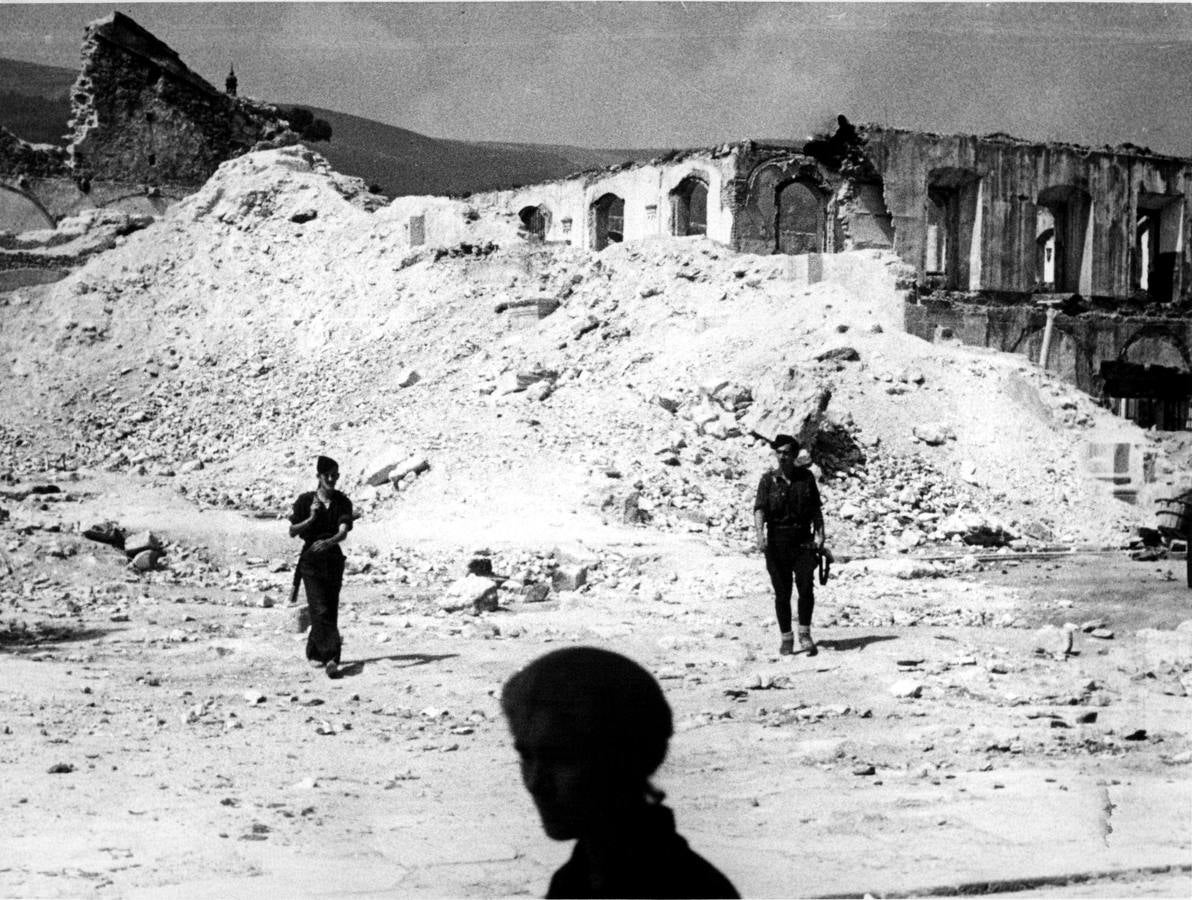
[772,434,799,453]
[316,455,339,475]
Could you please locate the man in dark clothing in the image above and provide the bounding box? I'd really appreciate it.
[289,455,354,678]
[502,647,739,899]
[754,435,825,656]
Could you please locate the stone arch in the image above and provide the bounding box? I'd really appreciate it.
[736,156,830,255]
[669,174,708,237]
[1015,325,1081,384]
[1120,327,1191,370]
[518,204,551,241]
[0,183,55,232]
[925,167,980,289]
[589,192,624,251]
[774,178,826,254]
[1036,183,1092,293]
[1109,328,1192,430]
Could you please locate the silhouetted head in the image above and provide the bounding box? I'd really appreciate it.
[501,646,673,840]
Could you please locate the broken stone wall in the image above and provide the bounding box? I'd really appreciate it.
[67,12,291,188]
[0,184,54,232]
[728,141,896,257]
[906,301,1192,410]
[866,126,1192,304]
[383,195,521,251]
[471,148,738,250]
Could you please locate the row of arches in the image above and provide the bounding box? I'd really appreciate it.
[516,174,713,251]
[1013,324,1191,430]
[922,169,1181,302]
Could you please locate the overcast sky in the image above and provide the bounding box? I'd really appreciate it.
[1,2,1189,154]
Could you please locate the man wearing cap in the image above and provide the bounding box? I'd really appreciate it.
[753,435,825,656]
[289,455,354,677]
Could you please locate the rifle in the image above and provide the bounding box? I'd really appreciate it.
[748,430,777,449]
[288,548,305,605]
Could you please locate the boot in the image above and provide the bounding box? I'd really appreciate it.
[798,625,818,657]
[779,631,794,656]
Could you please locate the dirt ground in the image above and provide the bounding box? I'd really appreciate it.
[1,469,1190,899]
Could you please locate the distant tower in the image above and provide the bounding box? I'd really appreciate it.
[225,64,238,96]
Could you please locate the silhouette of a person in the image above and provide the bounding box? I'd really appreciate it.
[501,646,739,899]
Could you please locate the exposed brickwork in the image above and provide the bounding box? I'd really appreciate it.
[66,12,293,187]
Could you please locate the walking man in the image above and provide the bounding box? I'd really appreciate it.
[754,435,825,656]
[289,455,354,678]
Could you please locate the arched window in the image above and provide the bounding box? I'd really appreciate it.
[590,193,624,251]
[670,176,708,237]
[518,204,551,241]
[1036,184,1091,293]
[926,168,980,290]
[775,180,824,254]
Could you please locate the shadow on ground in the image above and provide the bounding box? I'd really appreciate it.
[0,624,123,652]
[335,652,457,678]
[819,634,897,652]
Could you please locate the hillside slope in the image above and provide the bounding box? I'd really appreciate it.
[0,55,658,195]
[0,146,1156,557]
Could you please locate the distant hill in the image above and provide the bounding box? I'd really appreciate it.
[0,57,75,145]
[0,55,664,196]
[286,105,664,196]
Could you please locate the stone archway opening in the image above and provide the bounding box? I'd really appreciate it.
[1102,333,1192,430]
[1037,184,1091,294]
[1133,192,1181,303]
[0,184,56,232]
[1021,326,1080,385]
[590,193,624,251]
[670,175,708,237]
[774,179,824,254]
[925,167,980,290]
[518,204,551,242]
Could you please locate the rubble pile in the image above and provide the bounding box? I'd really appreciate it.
[0,146,1156,560]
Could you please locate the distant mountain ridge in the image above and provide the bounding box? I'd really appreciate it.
[0,55,663,196]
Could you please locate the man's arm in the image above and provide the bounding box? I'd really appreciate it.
[310,521,349,554]
[753,474,769,553]
[288,494,318,538]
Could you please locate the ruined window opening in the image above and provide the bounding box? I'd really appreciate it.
[1101,333,1192,430]
[925,169,980,290]
[147,153,156,167]
[774,179,824,254]
[408,215,425,247]
[1134,193,1180,303]
[1036,185,1091,294]
[1035,208,1056,288]
[590,193,624,251]
[518,204,551,242]
[670,176,708,237]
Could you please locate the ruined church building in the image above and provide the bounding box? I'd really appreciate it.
[454,121,1191,430]
[1,13,1189,429]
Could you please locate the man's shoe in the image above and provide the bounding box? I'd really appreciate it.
[308,659,325,669]
[325,660,340,678]
[779,635,794,656]
[799,632,818,657]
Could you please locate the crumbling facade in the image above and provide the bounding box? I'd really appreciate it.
[441,122,1190,428]
[864,126,1191,306]
[0,12,294,231]
[461,124,1190,311]
[66,12,291,187]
